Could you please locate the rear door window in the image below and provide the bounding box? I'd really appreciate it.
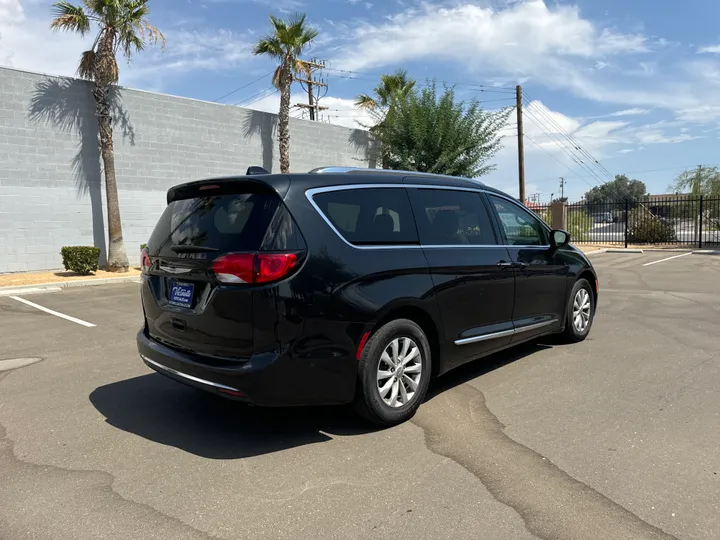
[312,188,419,246]
[148,193,281,257]
[408,189,497,245]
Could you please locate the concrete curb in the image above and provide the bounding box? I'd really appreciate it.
[0,276,141,297]
[581,249,607,255]
[605,248,644,254]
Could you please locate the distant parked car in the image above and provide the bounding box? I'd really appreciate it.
[137,166,599,425]
[594,212,613,224]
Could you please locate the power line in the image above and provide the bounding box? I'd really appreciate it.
[323,67,516,92]
[236,87,277,108]
[212,71,274,103]
[522,108,609,186]
[523,98,611,183]
[524,134,597,188]
[325,71,515,95]
[523,90,614,180]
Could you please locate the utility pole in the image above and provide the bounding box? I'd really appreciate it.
[516,85,525,203]
[559,177,566,200]
[294,58,329,121]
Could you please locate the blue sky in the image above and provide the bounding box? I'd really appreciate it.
[2,0,720,200]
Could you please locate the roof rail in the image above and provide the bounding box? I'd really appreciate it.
[308,166,485,186]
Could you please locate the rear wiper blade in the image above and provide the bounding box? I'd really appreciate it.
[170,245,219,253]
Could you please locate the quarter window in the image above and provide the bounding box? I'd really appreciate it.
[313,188,419,245]
[408,189,497,246]
[489,195,549,246]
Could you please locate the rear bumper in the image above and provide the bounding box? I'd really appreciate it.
[137,330,356,406]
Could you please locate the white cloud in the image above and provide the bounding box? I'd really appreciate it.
[697,45,720,54]
[0,1,253,87]
[331,1,648,74]
[609,108,650,117]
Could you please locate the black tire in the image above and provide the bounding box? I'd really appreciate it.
[561,278,595,343]
[353,319,432,426]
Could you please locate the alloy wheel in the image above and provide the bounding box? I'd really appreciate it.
[376,337,423,408]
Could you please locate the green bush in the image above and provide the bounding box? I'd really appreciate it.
[140,243,147,250]
[60,246,101,275]
[567,209,591,242]
[627,208,677,243]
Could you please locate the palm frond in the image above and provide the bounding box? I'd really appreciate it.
[50,1,91,35]
[271,65,284,90]
[253,35,284,58]
[355,94,377,110]
[77,49,96,79]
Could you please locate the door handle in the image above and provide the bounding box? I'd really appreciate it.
[497,261,529,269]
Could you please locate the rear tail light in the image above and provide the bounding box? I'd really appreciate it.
[212,253,298,284]
[141,247,152,274]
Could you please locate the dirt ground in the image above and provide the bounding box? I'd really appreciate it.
[0,268,142,288]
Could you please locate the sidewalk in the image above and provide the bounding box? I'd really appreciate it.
[0,268,142,288]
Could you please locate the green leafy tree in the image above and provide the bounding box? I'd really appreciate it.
[355,70,416,168]
[50,0,164,272]
[584,174,647,205]
[253,13,318,173]
[378,82,511,177]
[670,165,720,196]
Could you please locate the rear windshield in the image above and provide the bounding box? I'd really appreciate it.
[148,193,281,257]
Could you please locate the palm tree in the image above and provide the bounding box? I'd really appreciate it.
[355,69,416,111]
[50,0,164,272]
[253,13,319,174]
[355,70,416,169]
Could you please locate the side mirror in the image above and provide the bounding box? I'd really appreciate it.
[551,229,571,247]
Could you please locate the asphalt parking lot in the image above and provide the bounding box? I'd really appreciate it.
[1,250,719,540]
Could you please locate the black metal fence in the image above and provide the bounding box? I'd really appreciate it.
[533,196,720,248]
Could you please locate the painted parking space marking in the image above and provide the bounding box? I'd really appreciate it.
[642,252,693,267]
[9,296,96,327]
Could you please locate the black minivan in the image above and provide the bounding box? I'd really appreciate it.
[137,167,598,425]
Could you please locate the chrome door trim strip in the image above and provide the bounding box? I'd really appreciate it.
[454,329,515,345]
[454,318,557,345]
[513,319,558,334]
[141,355,241,393]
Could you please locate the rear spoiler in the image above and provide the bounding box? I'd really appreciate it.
[166,169,288,204]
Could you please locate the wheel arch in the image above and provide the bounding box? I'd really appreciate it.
[578,269,598,304]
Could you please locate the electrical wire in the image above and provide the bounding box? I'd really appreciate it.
[212,71,274,103]
[523,91,615,180]
[522,108,609,186]
[233,87,276,107]
[524,134,599,189]
[325,70,515,95]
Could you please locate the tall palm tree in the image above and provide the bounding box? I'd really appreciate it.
[355,70,416,169]
[355,69,416,111]
[253,13,318,174]
[50,0,164,272]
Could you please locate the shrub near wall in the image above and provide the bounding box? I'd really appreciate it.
[60,246,101,275]
[627,208,677,243]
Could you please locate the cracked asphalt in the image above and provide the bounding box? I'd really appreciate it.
[1,250,719,540]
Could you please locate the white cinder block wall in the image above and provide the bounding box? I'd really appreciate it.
[0,67,376,272]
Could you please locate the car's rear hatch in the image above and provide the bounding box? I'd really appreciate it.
[141,177,305,361]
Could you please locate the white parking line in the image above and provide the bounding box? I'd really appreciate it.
[9,296,96,327]
[642,252,693,267]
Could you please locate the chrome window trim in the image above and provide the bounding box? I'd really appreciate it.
[305,183,552,250]
[454,318,557,345]
[141,355,241,393]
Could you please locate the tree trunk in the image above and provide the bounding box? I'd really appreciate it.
[94,81,129,272]
[278,64,292,173]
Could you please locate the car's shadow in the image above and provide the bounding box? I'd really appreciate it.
[89,341,555,459]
